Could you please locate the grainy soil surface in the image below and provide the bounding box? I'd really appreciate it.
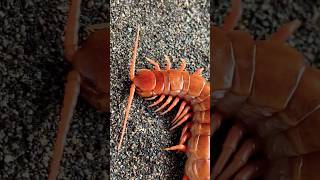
[110,0,209,180]
[0,0,108,179]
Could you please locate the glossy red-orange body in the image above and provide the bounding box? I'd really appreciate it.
[73,29,109,111]
[212,5,320,179]
[134,67,210,180]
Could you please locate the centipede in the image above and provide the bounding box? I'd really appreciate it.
[212,0,320,179]
[116,27,210,180]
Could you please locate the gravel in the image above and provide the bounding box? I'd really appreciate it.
[0,0,108,179]
[110,1,209,179]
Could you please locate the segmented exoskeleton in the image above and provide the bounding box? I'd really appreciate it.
[117,28,210,180]
[212,0,320,179]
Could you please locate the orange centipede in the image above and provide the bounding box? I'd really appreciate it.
[117,27,210,180]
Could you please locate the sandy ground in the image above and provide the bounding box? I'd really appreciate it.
[110,0,209,179]
[0,0,108,179]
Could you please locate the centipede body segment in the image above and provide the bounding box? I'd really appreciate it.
[212,0,320,179]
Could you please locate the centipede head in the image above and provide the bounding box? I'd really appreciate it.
[133,69,156,97]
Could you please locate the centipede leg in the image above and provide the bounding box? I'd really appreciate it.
[179,59,186,71]
[146,57,161,70]
[172,101,187,122]
[222,0,242,31]
[212,113,223,135]
[179,133,191,145]
[160,97,180,115]
[164,125,191,153]
[164,55,171,70]
[171,113,192,130]
[164,133,190,153]
[145,96,158,100]
[164,144,187,152]
[155,96,173,112]
[172,105,191,124]
[149,94,166,107]
[218,139,259,180]
[270,20,301,42]
[179,122,192,142]
[194,68,204,75]
[213,122,245,178]
[234,160,266,180]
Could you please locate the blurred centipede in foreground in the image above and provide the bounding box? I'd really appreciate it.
[213,0,320,179]
[117,27,210,180]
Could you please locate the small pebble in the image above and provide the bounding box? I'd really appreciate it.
[86,152,94,160]
[4,155,15,163]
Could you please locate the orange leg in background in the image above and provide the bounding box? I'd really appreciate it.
[48,71,81,180]
[218,139,260,180]
[234,160,266,180]
[222,0,242,31]
[64,0,81,62]
[213,122,246,178]
[212,112,223,135]
[270,20,301,42]
[48,0,83,178]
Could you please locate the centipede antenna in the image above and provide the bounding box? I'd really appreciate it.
[64,0,81,62]
[117,84,136,151]
[118,27,140,151]
[48,71,80,180]
[130,26,140,80]
[222,0,242,31]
